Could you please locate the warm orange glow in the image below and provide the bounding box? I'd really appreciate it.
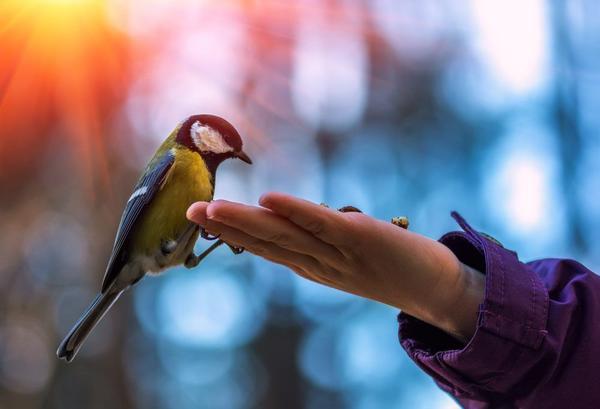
[0,0,391,194]
[0,0,129,195]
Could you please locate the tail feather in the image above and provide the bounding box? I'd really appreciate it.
[56,290,123,362]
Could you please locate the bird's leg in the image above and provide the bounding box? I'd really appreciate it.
[185,240,224,268]
[162,224,199,257]
[198,224,242,252]
[184,239,245,269]
[200,227,221,241]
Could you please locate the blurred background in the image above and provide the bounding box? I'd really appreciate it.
[1,0,599,408]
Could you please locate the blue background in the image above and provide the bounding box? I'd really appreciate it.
[0,0,598,408]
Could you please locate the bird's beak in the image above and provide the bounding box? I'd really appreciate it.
[235,150,252,164]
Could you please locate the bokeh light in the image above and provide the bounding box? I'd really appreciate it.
[0,318,53,394]
[469,0,550,96]
[1,0,598,408]
[157,267,266,348]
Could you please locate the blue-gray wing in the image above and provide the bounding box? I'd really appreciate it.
[101,151,175,292]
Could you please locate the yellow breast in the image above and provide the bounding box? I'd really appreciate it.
[133,147,214,254]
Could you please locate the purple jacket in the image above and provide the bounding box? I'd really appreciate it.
[399,213,600,408]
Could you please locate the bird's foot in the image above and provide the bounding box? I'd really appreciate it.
[200,227,221,241]
[184,253,200,269]
[228,245,244,255]
[161,239,178,256]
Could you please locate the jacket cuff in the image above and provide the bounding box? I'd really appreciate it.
[398,212,549,398]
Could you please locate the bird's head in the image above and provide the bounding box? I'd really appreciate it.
[176,114,252,174]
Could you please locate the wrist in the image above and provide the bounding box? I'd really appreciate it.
[406,238,484,342]
[434,262,485,342]
[397,242,470,336]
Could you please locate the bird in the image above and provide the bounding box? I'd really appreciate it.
[56,114,252,362]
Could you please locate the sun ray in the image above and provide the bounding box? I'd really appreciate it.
[0,0,130,199]
[1,0,416,198]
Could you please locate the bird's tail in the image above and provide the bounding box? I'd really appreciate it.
[56,289,123,362]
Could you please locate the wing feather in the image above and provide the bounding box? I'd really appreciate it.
[100,151,175,292]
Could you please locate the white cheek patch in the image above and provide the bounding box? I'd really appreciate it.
[190,121,233,154]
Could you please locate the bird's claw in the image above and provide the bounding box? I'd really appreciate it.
[200,227,221,241]
[228,245,244,255]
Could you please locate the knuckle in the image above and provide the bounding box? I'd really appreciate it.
[304,217,325,236]
[247,240,267,255]
[250,246,266,256]
[320,264,340,280]
[292,267,315,282]
[339,236,366,264]
[341,211,368,231]
[267,231,290,247]
[341,214,373,246]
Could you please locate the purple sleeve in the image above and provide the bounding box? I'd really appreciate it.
[398,212,600,409]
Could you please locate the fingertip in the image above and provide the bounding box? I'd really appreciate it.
[258,192,275,207]
[186,202,209,225]
[259,191,292,208]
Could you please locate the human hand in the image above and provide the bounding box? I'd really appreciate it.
[187,192,484,341]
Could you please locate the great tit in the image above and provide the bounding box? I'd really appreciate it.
[57,114,252,362]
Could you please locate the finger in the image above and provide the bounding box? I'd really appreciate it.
[187,201,209,225]
[258,192,352,245]
[203,219,339,287]
[206,200,344,264]
[203,219,319,271]
[262,255,333,286]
